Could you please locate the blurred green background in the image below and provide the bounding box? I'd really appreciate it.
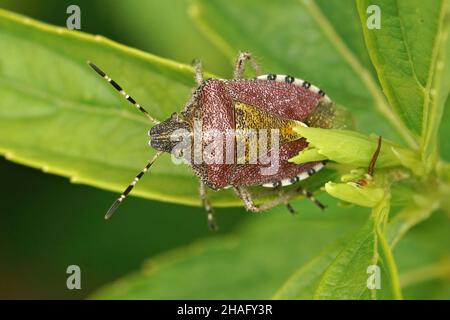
[0,0,243,299]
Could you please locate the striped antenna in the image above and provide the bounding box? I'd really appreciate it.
[87,61,160,125]
[105,151,163,219]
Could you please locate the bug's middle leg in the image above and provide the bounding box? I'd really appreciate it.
[233,51,262,79]
[199,180,218,231]
[276,186,297,214]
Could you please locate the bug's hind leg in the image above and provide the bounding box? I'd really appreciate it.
[233,186,261,212]
[233,51,262,79]
[192,58,204,85]
[297,186,326,211]
[233,186,290,212]
[285,203,297,214]
[277,187,297,214]
[199,181,218,231]
[234,185,325,213]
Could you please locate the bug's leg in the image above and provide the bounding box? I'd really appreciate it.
[192,58,204,86]
[87,62,159,124]
[296,186,326,211]
[272,185,296,214]
[233,186,290,213]
[258,186,325,211]
[233,186,261,212]
[276,187,297,214]
[285,203,296,214]
[234,185,325,213]
[234,186,284,212]
[233,51,262,79]
[181,59,204,115]
[199,181,218,231]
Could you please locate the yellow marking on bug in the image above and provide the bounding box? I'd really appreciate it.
[234,101,304,141]
[233,101,305,163]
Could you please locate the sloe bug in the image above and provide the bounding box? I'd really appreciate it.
[88,51,345,229]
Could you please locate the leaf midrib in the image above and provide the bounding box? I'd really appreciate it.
[394,0,426,90]
[313,229,374,299]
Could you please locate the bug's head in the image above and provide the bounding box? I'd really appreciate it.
[148,112,191,153]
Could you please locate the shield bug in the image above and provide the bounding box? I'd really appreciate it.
[88,52,348,229]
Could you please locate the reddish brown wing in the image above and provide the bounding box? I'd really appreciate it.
[224,78,321,121]
[225,78,324,187]
[193,78,323,189]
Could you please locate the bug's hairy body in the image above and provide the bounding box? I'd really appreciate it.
[178,77,334,190]
[89,51,344,229]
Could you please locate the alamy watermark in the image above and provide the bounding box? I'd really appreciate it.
[367,264,381,290]
[366,5,381,30]
[66,265,81,290]
[165,119,281,175]
[66,5,81,30]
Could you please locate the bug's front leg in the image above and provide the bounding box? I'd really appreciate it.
[233,51,262,79]
[199,180,218,231]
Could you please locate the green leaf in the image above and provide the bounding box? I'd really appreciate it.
[393,210,450,299]
[91,199,369,299]
[313,220,385,299]
[387,199,440,248]
[356,0,450,150]
[314,197,402,299]
[390,146,425,176]
[190,0,415,146]
[103,0,230,76]
[272,239,346,299]
[324,181,385,208]
[289,147,328,164]
[291,127,423,173]
[0,9,243,206]
[273,207,450,300]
